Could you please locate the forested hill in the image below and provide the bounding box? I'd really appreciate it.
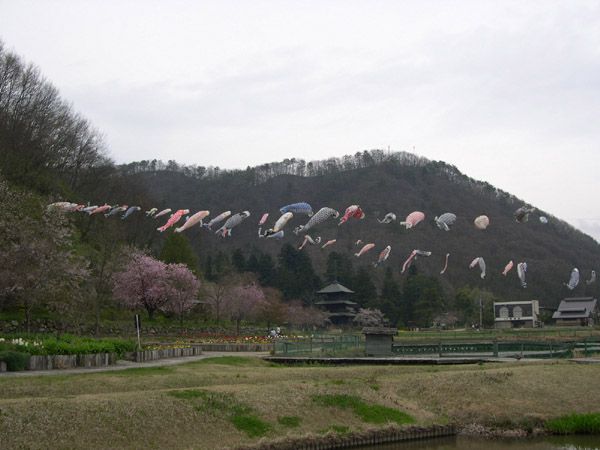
[1,38,599,324]
[135,156,600,308]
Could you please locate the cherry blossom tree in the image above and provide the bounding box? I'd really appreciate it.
[286,301,329,330]
[353,308,388,327]
[163,263,201,325]
[0,177,90,331]
[112,250,170,320]
[254,287,287,330]
[202,282,230,324]
[222,283,266,335]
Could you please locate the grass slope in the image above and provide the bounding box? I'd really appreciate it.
[0,357,599,449]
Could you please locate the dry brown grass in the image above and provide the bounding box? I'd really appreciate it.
[0,358,599,449]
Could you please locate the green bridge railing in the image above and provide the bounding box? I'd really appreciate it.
[274,335,362,356]
[273,335,600,358]
[391,340,573,358]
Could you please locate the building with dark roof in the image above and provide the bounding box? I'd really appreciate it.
[315,281,358,326]
[552,297,598,326]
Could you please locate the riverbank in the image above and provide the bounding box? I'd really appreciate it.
[0,357,598,449]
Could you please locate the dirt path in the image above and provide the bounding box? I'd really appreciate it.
[0,351,271,377]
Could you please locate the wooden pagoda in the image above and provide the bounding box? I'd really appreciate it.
[315,281,358,326]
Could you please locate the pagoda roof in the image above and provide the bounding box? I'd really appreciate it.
[315,300,358,306]
[327,312,357,318]
[316,282,355,295]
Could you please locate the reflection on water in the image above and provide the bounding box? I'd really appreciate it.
[355,435,600,450]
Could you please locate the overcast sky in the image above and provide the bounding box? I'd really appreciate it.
[1,1,599,239]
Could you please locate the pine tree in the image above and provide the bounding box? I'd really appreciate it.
[204,255,215,281]
[231,248,246,273]
[325,251,354,286]
[245,253,260,274]
[275,244,321,302]
[257,253,276,286]
[351,266,377,307]
[402,269,445,328]
[376,268,402,326]
[213,251,231,281]
[159,233,199,274]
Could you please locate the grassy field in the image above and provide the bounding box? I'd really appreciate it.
[0,357,599,449]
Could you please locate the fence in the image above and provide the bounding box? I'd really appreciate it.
[27,353,117,370]
[274,335,362,356]
[194,343,273,352]
[391,340,573,358]
[396,327,600,341]
[133,346,203,362]
[273,335,600,359]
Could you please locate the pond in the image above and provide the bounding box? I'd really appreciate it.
[356,435,600,450]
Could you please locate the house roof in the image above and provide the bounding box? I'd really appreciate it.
[552,297,598,320]
[316,282,355,295]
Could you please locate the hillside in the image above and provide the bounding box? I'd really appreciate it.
[2,39,598,324]
[136,157,600,308]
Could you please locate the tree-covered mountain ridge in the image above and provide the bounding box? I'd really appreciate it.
[2,38,597,319]
[133,152,600,309]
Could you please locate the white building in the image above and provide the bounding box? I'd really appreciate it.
[494,300,540,328]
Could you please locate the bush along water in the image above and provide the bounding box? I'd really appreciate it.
[546,413,600,434]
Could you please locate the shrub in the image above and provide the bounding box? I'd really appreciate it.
[546,413,600,434]
[0,335,137,356]
[0,351,30,371]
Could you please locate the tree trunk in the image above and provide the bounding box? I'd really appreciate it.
[236,318,241,336]
[23,297,32,333]
[94,293,102,336]
[25,307,31,333]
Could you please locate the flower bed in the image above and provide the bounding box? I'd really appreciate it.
[143,340,194,351]
[181,332,304,344]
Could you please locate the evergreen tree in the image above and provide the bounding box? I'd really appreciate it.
[414,285,444,327]
[454,286,477,325]
[402,268,445,328]
[231,248,246,273]
[324,251,354,286]
[245,253,260,274]
[401,266,423,327]
[275,244,320,302]
[374,268,402,326]
[453,287,496,328]
[257,253,276,286]
[351,266,377,307]
[213,251,231,281]
[159,233,199,274]
[204,255,215,282]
